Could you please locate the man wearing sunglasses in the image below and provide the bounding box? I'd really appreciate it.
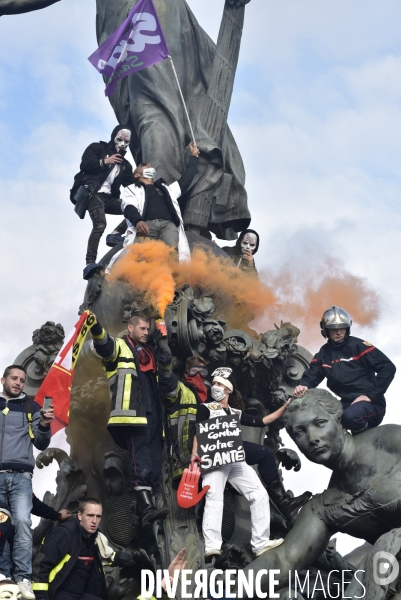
[160,357,311,521]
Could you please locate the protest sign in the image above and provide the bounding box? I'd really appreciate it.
[196,414,245,472]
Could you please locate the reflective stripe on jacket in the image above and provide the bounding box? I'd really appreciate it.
[92,328,150,427]
[163,381,198,480]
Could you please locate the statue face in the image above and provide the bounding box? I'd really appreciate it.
[290,404,345,466]
[240,233,257,255]
[0,583,21,600]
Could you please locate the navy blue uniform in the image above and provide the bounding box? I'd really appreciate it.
[299,335,396,433]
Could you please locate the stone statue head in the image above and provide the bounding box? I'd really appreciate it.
[32,322,64,346]
[0,581,21,600]
[284,389,346,466]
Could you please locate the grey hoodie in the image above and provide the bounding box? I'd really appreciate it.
[0,392,51,472]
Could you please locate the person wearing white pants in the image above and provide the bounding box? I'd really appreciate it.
[191,368,290,560]
[202,461,272,555]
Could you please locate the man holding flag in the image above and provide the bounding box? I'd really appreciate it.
[0,365,54,599]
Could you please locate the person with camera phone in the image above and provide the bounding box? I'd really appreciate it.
[71,125,135,280]
[0,365,54,599]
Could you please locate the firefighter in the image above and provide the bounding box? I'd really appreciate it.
[293,305,396,434]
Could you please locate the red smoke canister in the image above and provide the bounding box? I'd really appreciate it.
[155,319,167,336]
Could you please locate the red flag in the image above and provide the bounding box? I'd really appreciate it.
[35,311,96,434]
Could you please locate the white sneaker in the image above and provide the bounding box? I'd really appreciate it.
[0,575,6,582]
[255,538,285,556]
[204,549,222,559]
[18,579,36,600]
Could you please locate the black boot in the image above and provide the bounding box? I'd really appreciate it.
[266,480,312,521]
[136,490,169,528]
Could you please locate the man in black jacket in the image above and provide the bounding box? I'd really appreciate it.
[32,498,136,600]
[293,305,396,434]
[32,498,186,600]
[79,125,134,280]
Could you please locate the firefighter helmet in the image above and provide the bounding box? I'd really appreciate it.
[320,306,352,338]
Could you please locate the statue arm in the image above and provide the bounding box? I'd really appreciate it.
[243,501,332,593]
[0,0,60,16]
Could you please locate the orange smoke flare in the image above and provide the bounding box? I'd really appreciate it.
[108,240,277,330]
[108,239,176,317]
[108,241,381,343]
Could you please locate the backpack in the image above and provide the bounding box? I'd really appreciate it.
[70,171,84,204]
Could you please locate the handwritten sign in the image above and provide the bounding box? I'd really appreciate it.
[196,415,244,472]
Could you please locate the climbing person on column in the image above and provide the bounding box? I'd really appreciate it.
[293,306,396,435]
[74,125,134,280]
[89,313,176,536]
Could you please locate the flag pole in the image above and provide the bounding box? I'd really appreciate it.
[168,56,197,146]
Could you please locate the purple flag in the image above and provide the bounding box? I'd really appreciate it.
[88,0,170,96]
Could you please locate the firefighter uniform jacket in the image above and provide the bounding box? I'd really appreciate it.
[32,520,109,600]
[91,321,175,439]
[32,520,153,600]
[298,335,396,406]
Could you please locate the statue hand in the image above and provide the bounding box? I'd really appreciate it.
[275,447,302,472]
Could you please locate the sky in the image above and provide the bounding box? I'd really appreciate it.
[1,0,401,558]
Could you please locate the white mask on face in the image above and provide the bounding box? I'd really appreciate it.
[142,167,156,180]
[114,129,131,152]
[211,385,227,402]
[241,233,257,256]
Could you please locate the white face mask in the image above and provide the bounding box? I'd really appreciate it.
[241,233,257,255]
[211,385,227,402]
[142,167,156,180]
[114,129,131,152]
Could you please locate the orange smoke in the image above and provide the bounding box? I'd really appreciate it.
[108,241,381,344]
[108,239,276,329]
[108,240,176,317]
[253,255,381,349]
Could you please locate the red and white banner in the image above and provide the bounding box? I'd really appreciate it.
[35,311,96,434]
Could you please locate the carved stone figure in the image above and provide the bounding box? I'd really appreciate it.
[242,388,401,599]
[95,0,252,240]
[13,321,65,397]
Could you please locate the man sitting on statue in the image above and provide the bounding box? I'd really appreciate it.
[222,229,259,273]
[107,142,200,271]
[89,313,176,534]
[159,355,311,522]
[293,305,396,435]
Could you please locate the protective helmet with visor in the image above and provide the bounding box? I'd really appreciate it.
[320,305,352,339]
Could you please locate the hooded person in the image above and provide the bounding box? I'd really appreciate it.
[78,125,135,280]
[222,229,259,273]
